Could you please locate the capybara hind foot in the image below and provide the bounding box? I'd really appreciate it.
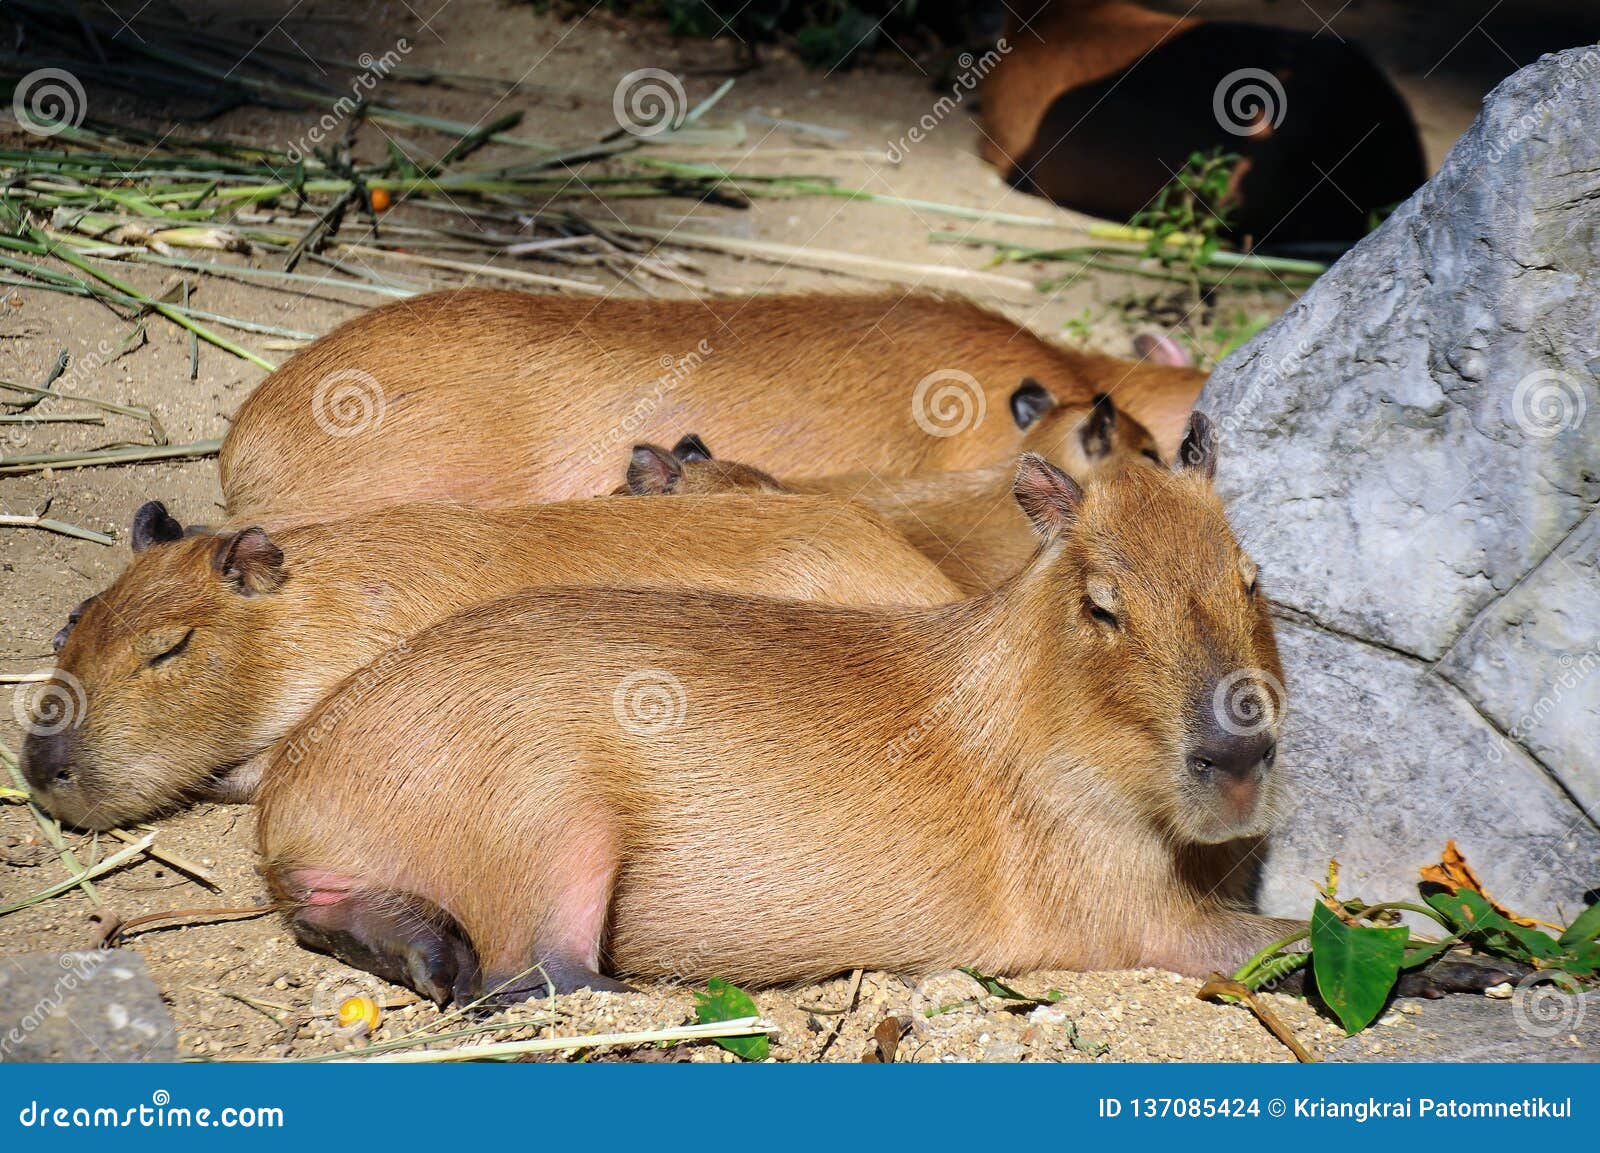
[474,955,633,1006]
[285,877,478,1006]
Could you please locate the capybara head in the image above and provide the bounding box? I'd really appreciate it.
[20,502,290,830]
[1010,384,1165,474]
[620,440,789,497]
[1011,413,1284,844]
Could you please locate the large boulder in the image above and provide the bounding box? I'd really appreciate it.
[1203,47,1600,919]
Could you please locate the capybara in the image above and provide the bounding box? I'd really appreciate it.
[20,495,959,830]
[219,291,1206,528]
[257,416,1299,1004]
[626,394,1164,592]
[979,1,1426,247]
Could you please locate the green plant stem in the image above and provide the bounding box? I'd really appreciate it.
[0,833,156,916]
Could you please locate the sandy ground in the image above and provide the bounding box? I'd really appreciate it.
[2,0,1591,1062]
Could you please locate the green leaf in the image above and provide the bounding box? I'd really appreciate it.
[958,967,1034,1002]
[692,978,767,1062]
[1558,902,1600,950]
[1310,903,1408,1035]
[1426,891,1563,961]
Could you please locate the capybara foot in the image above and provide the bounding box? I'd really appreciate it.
[474,956,633,1006]
[1393,951,1531,999]
[285,877,477,1006]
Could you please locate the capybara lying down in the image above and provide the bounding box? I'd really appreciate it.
[219,291,1206,527]
[258,418,1298,1004]
[21,495,958,831]
[625,393,1164,592]
[979,2,1425,247]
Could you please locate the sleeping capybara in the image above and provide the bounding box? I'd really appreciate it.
[980,1,1426,247]
[257,416,1298,1004]
[625,393,1165,592]
[219,291,1206,528]
[20,495,958,830]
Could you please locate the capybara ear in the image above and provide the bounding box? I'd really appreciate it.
[52,595,96,653]
[1010,378,1057,430]
[1079,393,1117,460]
[1012,452,1083,538]
[671,433,713,463]
[1133,332,1193,368]
[626,444,683,495]
[1177,411,1218,479]
[212,528,287,596]
[131,500,185,553]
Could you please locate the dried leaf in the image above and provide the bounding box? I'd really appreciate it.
[1420,840,1561,931]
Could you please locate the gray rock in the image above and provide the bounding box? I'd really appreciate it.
[1329,992,1600,1062]
[1202,46,1600,917]
[0,950,177,1062]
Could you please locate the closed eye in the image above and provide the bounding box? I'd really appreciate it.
[1087,603,1119,629]
[148,629,194,667]
[1141,449,1163,464]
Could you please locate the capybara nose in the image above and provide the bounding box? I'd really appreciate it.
[1187,732,1276,784]
[19,729,75,796]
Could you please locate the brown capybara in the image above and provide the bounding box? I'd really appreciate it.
[218,291,1206,528]
[257,415,1299,1004]
[19,495,958,831]
[625,394,1164,593]
[979,1,1426,248]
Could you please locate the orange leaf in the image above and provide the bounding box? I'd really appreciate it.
[1419,840,1561,931]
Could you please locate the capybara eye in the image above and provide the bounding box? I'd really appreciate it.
[1086,602,1119,630]
[146,628,195,668]
[1142,449,1163,465]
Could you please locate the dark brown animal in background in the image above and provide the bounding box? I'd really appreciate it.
[220,291,1206,528]
[20,495,958,831]
[625,394,1163,592]
[258,416,1296,1005]
[980,1,1426,248]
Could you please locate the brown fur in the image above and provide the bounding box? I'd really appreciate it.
[220,291,1205,528]
[257,437,1292,996]
[980,2,1193,173]
[22,496,958,830]
[629,398,1165,593]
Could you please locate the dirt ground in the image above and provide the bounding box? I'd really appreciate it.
[2,0,1590,1062]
